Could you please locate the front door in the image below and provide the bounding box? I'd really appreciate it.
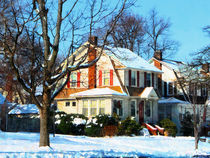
[139,101,144,123]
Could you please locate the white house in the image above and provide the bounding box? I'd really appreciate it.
[55,37,162,123]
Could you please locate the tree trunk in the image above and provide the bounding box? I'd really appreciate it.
[194,126,199,150]
[39,107,50,147]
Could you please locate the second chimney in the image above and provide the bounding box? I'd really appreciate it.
[88,36,98,89]
[154,50,162,61]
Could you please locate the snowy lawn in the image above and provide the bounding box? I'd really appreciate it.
[0,131,210,158]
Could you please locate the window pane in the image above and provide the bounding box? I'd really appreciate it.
[66,102,70,107]
[131,101,135,117]
[145,101,151,117]
[70,72,77,87]
[146,73,151,87]
[103,71,110,86]
[90,100,97,116]
[99,100,105,114]
[131,71,136,86]
[83,101,88,116]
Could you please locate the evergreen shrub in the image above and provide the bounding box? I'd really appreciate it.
[56,113,87,135]
[160,118,177,137]
[118,117,142,136]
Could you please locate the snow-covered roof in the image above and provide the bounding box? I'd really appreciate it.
[0,93,6,104]
[158,97,190,104]
[70,88,127,97]
[140,87,159,99]
[105,47,162,73]
[9,104,39,115]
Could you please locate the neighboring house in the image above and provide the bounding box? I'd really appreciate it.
[8,104,40,132]
[158,97,190,134]
[149,51,209,135]
[55,37,162,123]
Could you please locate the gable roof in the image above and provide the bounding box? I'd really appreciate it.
[158,97,190,104]
[8,104,39,115]
[149,57,184,72]
[140,87,159,99]
[105,47,162,73]
[70,87,127,97]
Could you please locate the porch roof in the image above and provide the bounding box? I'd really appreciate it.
[158,97,190,104]
[70,87,127,97]
[140,87,159,99]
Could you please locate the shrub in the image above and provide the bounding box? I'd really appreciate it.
[160,118,177,137]
[56,113,87,135]
[85,114,119,137]
[180,111,194,136]
[118,117,142,136]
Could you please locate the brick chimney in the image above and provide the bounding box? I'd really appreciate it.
[154,50,162,61]
[88,36,98,89]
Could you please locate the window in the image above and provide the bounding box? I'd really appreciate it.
[158,104,172,121]
[145,101,151,117]
[99,100,105,114]
[131,71,136,86]
[72,101,76,107]
[113,100,123,116]
[65,102,70,107]
[168,82,173,95]
[130,100,136,117]
[90,100,97,116]
[146,73,151,87]
[83,101,88,116]
[70,72,77,87]
[103,70,110,86]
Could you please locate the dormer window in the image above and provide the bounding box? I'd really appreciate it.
[131,71,136,86]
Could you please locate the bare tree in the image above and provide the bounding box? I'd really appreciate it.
[176,26,210,150]
[0,0,132,147]
[144,8,179,59]
[97,11,146,56]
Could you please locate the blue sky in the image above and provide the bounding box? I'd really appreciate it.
[132,0,210,62]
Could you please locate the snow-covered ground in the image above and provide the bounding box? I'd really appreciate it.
[0,131,209,158]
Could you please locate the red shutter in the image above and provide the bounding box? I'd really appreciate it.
[137,71,140,87]
[67,73,70,88]
[110,69,113,86]
[144,72,147,87]
[129,70,131,87]
[152,73,154,87]
[77,72,81,87]
[99,70,102,86]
